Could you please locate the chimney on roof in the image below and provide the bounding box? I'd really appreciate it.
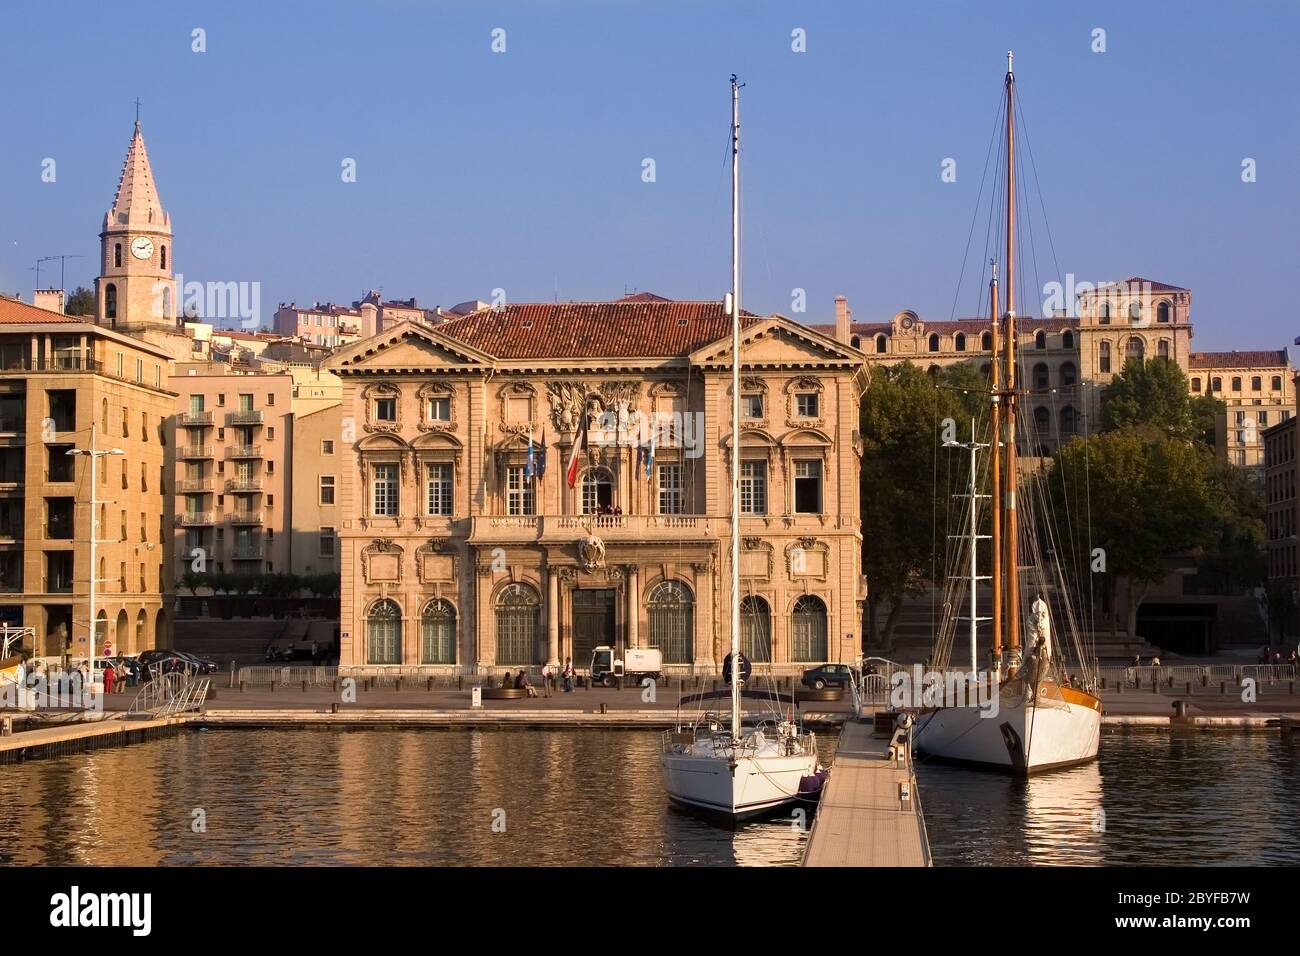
[834,295,852,345]
[33,289,66,314]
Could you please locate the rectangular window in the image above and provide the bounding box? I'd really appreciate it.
[189,395,205,414]
[796,393,820,418]
[742,394,764,419]
[506,465,534,516]
[372,463,399,516]
[321,440,334,455]
[426,463,453,515]
[319,527,336,558]
[794,460,822,513]
[375,398,397,422]
[740,460,767,515]
[428,397,451,421]
[657,463,683,515]
[319,475,336,505]
[239,393,253,412]
[135,358,143,383]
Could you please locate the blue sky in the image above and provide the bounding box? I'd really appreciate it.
[2,0,1297,351]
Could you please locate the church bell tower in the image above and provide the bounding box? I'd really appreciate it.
[96,119,176,328]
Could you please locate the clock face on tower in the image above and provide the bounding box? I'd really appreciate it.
[130,236,154,260]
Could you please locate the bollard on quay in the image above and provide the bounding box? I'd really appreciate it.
[427,677,433,691]
[396,677,402,693]
[332,678,339,693]
[331,702,339,714]
[1221,681,1227,695]
[239,679,246,693]
[302,680,307,693]
[1152,679,1158,694]
[1186,682,1192,696]
[270,678,276,694]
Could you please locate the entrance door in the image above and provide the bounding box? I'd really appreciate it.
[571,588,616,668]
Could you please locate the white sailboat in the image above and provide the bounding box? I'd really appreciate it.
[913,54,1101,776]
[659,76,820,820]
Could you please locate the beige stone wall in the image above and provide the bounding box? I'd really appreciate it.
[1202,368,1295,467]
[289,402,342,576]
[329,318,865,673]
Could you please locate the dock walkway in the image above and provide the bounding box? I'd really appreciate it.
[801,716,930,867]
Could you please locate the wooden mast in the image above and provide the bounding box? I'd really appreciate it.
[989,270,1002,677]
[1003,51,1021,675]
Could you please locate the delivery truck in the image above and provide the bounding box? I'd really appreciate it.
[589,646,662,687]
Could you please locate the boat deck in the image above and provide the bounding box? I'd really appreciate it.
[801,715,930,867]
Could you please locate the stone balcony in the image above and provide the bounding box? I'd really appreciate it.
[468,513,720,544]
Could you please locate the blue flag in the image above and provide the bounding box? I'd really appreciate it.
[537,428,547,477]
[525,427,536,479]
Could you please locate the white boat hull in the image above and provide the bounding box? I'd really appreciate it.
[660,733,818,820]
[914,683,1100,776]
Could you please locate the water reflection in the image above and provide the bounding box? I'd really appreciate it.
[0,727,1296,866]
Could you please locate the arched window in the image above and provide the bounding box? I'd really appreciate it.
[1251,376,1262,391]
[1062,329,1075,350]
[1211,377,1222,392]
[1060,406,1077,435]
[875,334,887,354]
[1191,377,1202,393]
[1272,376,1283,391]
[928,333,940,353]
[1034,330,1047,350]
[1034,406,1051,434]
[647,581,694,664]
[495,583,539,665]
[981,331,993,350]
[1125,336,1144,363]
[1098,300,1111,324]
[740,595,771,663]
[161,245,167,270]
[366,598,402,665]
[1129,300,1142,322]
[94,610,109,647]
[1157,301,1170,323]
[1033,362,1050,390]
[850,336,860,349]
[161,286,172,319]
[954,332,966,353]
[421,599,456,664]
[790,595,828,662]
[1060,362,1077,387]
[1157,339,1170,359]
[581,467,614,514]
[105,283,117,320]
[114,243,122,268]
[115,609,129,652]
[1230,376,1242,391]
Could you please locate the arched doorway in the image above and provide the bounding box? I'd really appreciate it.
[647,580,694,664]
[115,609,128,655]
[366,598,402,665]
[740,595,772,662]
[421,599,457,665]
[790,596,828,662]
[134,609,146,654]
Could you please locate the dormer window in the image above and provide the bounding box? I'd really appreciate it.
[796,393,819,418]
[954,332,966,352]
[928,334,940,353]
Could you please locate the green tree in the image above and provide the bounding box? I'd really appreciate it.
[1048,426,1222,638]
[1099,357,1215,443]
[1197,462,1266,593]
[859,361,986,649]
[64,286,96,316]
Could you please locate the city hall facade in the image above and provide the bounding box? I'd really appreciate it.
[325,297,867,674]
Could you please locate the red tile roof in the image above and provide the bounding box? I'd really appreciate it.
[1119,276,1187,293]
[0,296,82,324]
[1189,349,1290,370]
[809,317,1076,337]
[434,301,762,360]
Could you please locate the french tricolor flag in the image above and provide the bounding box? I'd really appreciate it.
[565,413,587,489]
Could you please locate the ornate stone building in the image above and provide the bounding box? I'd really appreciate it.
[820,278,1293,457]
[325,296,867,674]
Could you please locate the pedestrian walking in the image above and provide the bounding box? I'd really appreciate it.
[562,657,575,693]
[103,661,117,695]
[541,663,553,697]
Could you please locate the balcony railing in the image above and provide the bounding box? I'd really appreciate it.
[226,409,263,426]
[226,445,263,459]
[179,411,213,426]
[230,510,264,525]
[178,445,215,460]
[468,513,711,543]
[225,478,264,493]
[176,512,215,527]
[0,525,23,542]
[177,478,212,493]
[231,545,265,560]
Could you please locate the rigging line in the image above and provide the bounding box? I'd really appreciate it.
[948,89,1007,323]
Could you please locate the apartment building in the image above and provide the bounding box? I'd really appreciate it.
[0,296,175,657]
[289,402,342,577]
[1200,351,1296,467]
[169,366,294,578]
[1264,409,1298,641]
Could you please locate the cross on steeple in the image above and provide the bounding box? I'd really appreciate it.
[134,97,142,125]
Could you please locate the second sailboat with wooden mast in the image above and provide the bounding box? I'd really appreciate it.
[913,53,1102,776]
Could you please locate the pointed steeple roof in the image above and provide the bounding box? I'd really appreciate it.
[104,120,169,232]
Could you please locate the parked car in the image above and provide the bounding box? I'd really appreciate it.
[174,651,219,674]
[801,663,854,690]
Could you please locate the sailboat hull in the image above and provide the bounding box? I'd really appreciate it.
[660,751,819,820]
[914,685,1101,776]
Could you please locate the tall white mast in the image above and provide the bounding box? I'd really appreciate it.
[729,75,743,742]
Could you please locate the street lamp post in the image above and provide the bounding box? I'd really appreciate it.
[66,423,125,693]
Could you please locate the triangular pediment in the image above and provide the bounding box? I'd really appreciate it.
[691,315,864,367]
[325,320,493,372]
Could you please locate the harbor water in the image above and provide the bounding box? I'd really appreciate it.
[0,727,1296,866]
